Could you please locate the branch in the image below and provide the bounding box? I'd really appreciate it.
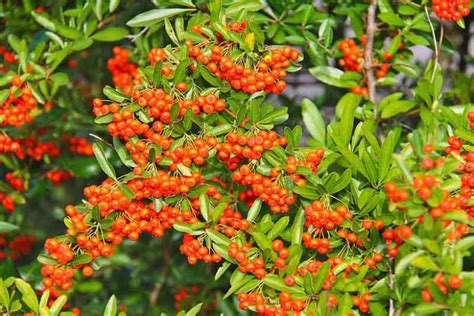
[364,0,378,108]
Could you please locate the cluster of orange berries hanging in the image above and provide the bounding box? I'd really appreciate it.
[432,0,470,21]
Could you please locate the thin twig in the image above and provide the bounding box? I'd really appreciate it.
[425,5,441,83]
[388,259,395,316]
[364,0,378,111]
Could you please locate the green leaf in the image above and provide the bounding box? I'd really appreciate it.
[92,27,128,42]
[103,86,126,102]
[127,8,195,27]
[395,250,424,277]
[109,0,120,13]
[0,221,19,233]
[268,216,289,240]
[381,100,415,119]
[103,295,117,316]
[15,278,39,312]
[93,143,117,180]
[199,193,210,222]
[113,137,136,168]
[206,229,231,246]
[263,275,304,294]
[291,208,305,244]
[378,129,399,182]
[414,303,444,314]
[309,66,357,88]
[164,18,179,46]
[252,232,272,251]
[338,93,361,146]
[185,303,203,316]
[50,295,67,316]
[94,0,103,20]
[312,261,330,293]
[411,256,439,271]
[226,1,263,16]
[51,72,69,86]
[207,124,232,136]
[301,98,325,145]
[31,11,56,31]
[454,236,474,252]
[70,254,92,265]
[0,279,10,309]
[246,199,262,222]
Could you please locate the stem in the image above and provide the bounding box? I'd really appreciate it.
[364,0,378,108]
[425,5,442,83]
[388,259,395,316]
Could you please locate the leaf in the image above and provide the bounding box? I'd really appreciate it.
[93,143,117,180]
[395,250,424,277]
[246,199,262,222]
[103,86,126,102]
[378,129,400,182]
[185,303,203,316]
[0,279,10,309]
[199,193,210,222]
[0,221,19,233]
[103,295,117,316]
[206,229,231,246]
[51,72,69,86]
[252,232,272,251]
[263,275,304,294]
[50,295,67,316]
[381,100,415,119]
[31,12,55,31]
[215,262,231,280]
[15,278,39,312]
[92,27,128,42]
[338,93,361,146]
[207,124,232,136]
[309,66,357,88]
[127,8,195,27]
[164,18,179,46]
[109,0,120,13]
[268,216,290,240]
[301,98,325,145]
[411,256,439,271]
[70,254,92,265]
[414,303,444,314]
[454,236,474,252]
[226,1,263,15]
[312,261,330,293]
[291,208,305,244]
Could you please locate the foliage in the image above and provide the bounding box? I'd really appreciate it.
[1,0,474,315]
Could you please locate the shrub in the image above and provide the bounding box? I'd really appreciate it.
[1,0,474,315]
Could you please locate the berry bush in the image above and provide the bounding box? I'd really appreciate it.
[1,0,474,315]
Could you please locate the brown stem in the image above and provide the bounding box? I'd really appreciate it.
[364,0,378,109]
[149,241,170,307]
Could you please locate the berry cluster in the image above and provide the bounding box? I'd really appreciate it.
[1,81,37,127]
[187,42,299,94]
[174,285,200,311]
[66,136,94,156]
[107,46,141,95]
[5,172,25,192]
[179,233,222,264]
[217,131,287,168]
[46,169,74,185]
[0,234,36,260]
[432,0,470,21]
[228,242,267,279]
[233,165,295,213]
[0,191,15,212]
[304,201,352,231]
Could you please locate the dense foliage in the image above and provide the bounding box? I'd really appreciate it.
[1,0,474,315]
